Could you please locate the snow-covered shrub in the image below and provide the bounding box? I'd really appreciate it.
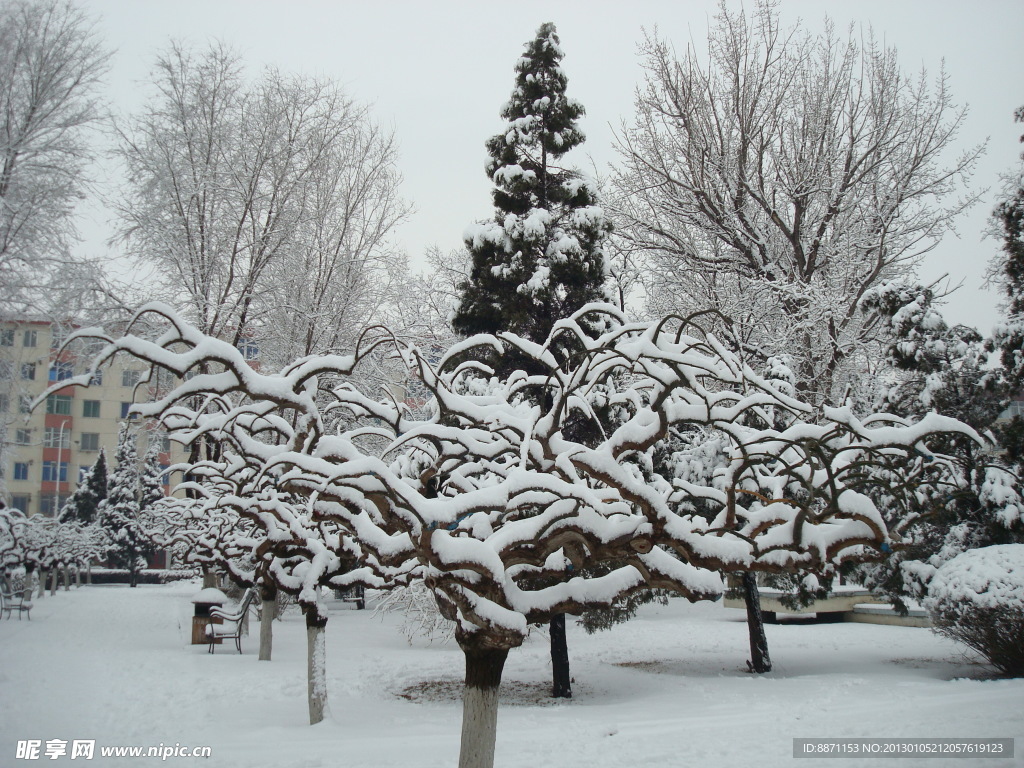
[925,544,1024,676]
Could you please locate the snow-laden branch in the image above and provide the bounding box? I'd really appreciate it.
[50,302,980,649]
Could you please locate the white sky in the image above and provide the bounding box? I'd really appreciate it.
[76,0,1024,332]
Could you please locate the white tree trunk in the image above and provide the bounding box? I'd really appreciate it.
[306,614,329,725]
[50,569,58,595]
[86,562,92,585]
[74,566,81,588]
[37,570,46,598]
[21,572,34,603]
[457,645,508,768]
[259,593,276,661]
[202,568,217,589]
[63,566,71,591]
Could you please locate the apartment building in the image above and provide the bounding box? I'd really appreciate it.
[0,317,187,517]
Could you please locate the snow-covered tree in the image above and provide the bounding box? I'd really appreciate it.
[612,0,981,407]
[452,21,614,699]
[852,282,1024,609]
[257,114,410,370]
[115,43,409,580]
[453,22,611,346]
[0,505,30,578]
[990,107,1024,433]
[99,424,153,587]
[115,40,408,355]
[0,0,110,314]
[59,448,108,525]
[58,302,980,768]
[139,442,164,514]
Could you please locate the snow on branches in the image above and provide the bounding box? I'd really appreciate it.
[51,302,981,651]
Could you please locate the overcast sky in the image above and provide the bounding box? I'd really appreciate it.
[77,0,1024,332]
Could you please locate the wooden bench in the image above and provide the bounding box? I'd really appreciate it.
[0,588,32,620]
[205,588,255,653]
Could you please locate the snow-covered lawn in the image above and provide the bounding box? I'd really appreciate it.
[0,582,1020,767]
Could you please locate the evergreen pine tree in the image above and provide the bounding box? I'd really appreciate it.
[453,22,611,349]
[139,442,165,515]
[852,283,1023,611]
[994,106,1024,393]
[59,448,108,525]
[99,425,153,587]
[452,22,612,701]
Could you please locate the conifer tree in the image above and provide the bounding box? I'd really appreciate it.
[993,106,1024,393]
[453,22,612,701]
[453,22,610,346]
[139,442,165,515]
[59,448,108,525]
[99,425,153,587]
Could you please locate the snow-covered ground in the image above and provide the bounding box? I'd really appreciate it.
[0,582,1020,767]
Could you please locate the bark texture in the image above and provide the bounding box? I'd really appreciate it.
[742,572,772,673]
[549,613,572,698]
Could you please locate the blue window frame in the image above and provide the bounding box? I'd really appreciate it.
[42,461,68,483]
[49,361,73,382]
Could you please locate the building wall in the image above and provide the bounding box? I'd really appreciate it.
[1,318,187,516]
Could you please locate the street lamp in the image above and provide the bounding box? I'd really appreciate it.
[53,417,69,517]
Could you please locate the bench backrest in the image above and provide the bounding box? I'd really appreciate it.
[240,588,255,613]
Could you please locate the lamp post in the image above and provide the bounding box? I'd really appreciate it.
[53,417,69,517]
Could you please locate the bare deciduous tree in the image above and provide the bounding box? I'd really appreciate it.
[259,114,409,368]
[0,0,109,313]
[611,1,982,406]
[115,40,408,353]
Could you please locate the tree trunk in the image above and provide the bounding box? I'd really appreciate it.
[742,572,772,673]
[202,567,217,589]
[21,567,35,602]
[37,569,46,598]
[74,565,81,588]
[259,584,276,661]
[50,568,58,595]
[63,565,71,591]
[549,613,572,698]
[305,608,329,725]
[458,642,509,768]
[86,562,92,585]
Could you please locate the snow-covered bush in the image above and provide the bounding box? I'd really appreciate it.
[925,544,1024,676]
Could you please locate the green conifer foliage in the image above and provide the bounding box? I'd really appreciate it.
[139,443,165,515]
[99,425,153,587]
[994,107,1024,390]
[451,22,614,701]
[453,22,610,345]
[59,448,108,525]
